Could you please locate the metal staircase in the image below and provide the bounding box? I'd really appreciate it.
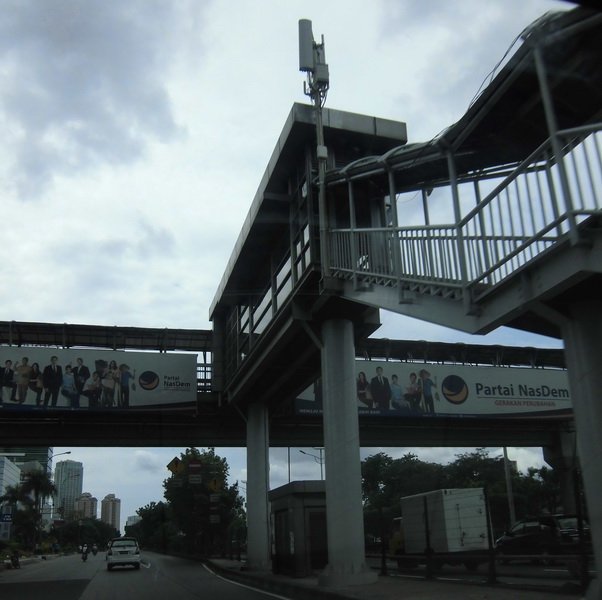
[324,8,602,338]
[328,124,602,330]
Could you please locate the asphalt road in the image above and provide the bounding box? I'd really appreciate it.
[0,552,292,600]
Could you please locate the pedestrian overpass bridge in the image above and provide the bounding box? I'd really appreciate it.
[206,7,602,592]
[0,319,568,449]
[1,6,601,597]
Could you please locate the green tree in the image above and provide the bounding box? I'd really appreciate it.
[361,452,446,510]
[21,469,56,548]
[126,501,177,553]
[445,448,505,489]
[51,517,119,551]
[1,471,56,550]
[162,448,245,555]
[513,466,560,517]
[0,483,30,509]
[361,452,446,544]
[0,484,37,549]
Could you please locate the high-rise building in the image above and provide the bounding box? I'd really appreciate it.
[0,457,21,541]
[0,456,21,496]
[125,515,141,528]
[74,492,98,519]
[53,460,83,520]
[101,494,121,531]
[0,447,53,473]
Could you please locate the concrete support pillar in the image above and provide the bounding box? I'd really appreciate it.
[543,430,578,514]
[319,318,377,588]
[561,300,602,600]
[245,402,272,571]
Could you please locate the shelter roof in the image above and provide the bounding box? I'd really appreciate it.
[0,321,211,353]
[325,7,602,191]
[209,103,407,316]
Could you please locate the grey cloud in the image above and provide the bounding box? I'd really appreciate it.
[0,0,201,199]
[134,450,164,473]
[134,219,177,258]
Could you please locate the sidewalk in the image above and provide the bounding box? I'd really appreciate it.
[206,559,585,600]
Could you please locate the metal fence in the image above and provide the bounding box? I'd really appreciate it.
[329,124,602,301]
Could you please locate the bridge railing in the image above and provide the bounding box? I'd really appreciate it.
[329,123,602,299]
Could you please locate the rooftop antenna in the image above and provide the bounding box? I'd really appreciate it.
[299,19,331,279]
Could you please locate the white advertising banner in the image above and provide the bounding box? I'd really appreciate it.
[0,347,197,411]
[296,360,572,419]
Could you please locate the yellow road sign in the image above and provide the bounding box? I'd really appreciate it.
[207,477,223,492]
[167,457,186,475]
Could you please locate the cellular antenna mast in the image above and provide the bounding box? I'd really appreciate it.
[299,19,331,278]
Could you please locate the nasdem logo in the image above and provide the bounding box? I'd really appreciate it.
[441,374,469,405]
[138,371,160,391]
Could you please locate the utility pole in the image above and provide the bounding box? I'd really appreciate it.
[503,447,517,525]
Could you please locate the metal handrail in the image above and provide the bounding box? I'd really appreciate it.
[328,124,602,300]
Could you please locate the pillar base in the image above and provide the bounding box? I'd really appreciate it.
[585,578,600,600]
[318,563,378,588]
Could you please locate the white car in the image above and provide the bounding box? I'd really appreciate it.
[106,537,141,570]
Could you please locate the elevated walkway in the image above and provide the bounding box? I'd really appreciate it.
[325,8,602,338]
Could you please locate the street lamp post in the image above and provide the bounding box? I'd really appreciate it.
[299,448,325,481]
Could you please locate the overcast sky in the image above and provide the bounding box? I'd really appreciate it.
[0,0,573,530]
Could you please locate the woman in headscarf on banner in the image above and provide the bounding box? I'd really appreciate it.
[101,360,120,407]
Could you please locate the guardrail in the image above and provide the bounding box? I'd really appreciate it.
[365,550,594,589]
[329,124,602,302]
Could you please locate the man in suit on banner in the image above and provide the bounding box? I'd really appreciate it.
[370,366,391,410]
[72,357,90,405]
[43,356,63,408]
[0,360,16,403]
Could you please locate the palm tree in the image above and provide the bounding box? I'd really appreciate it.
[0,483,35,546]
[0,483,31,508]
[21,470,56,515]
[20,470,56,550]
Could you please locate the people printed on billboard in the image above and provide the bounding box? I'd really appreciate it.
[0,349,196,411]
[356,372,370,408]
[370,366,391,410]
[72,358,90,399]
[418,369,438,414]
[297,360,572,419]
[28,362,44,405]
[0,360,16,403]
[43,355,63,408]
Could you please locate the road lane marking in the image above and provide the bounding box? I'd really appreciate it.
[202,563,294,600]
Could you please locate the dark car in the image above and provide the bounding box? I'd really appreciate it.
[495,514,591,564]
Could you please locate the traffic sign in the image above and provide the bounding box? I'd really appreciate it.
[207,477,223,492]
[1,514,12,522]
[188,459,203,484]
[167,457,186,475]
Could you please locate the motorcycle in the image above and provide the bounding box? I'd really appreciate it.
[9,551,20,569]
[81,550,88,562]
[92,545,98,556]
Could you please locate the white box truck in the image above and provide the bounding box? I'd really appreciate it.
[390,488,489,570]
